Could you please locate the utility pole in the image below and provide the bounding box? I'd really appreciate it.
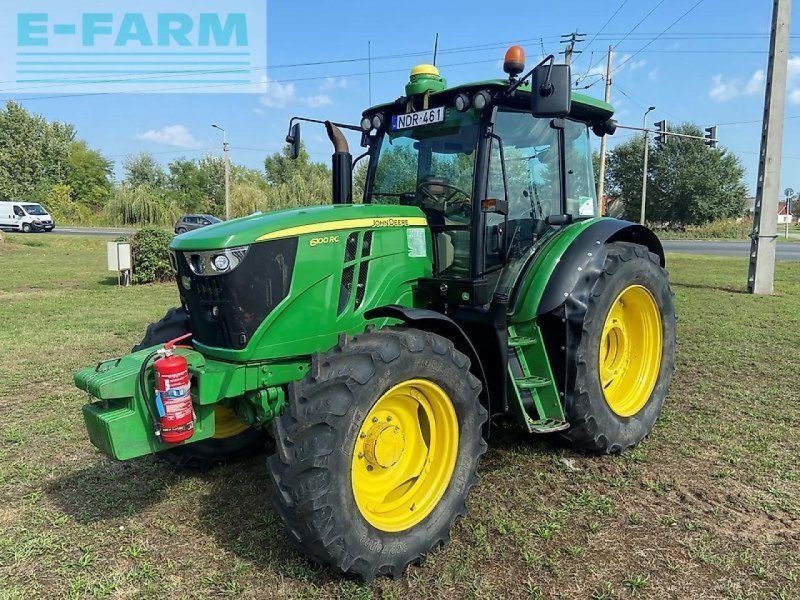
[748,0,792,295]
[640,106,656,225]
[597,45,613,215]
[560,31,586,65]
[212,124,231,220]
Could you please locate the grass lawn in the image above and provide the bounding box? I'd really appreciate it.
[1,233,798,599]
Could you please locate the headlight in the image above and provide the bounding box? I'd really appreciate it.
[212,254,230,272]
[454,93,470,112]
[472,90,491,110]
[360,116,372,131]
[184,245,249,276]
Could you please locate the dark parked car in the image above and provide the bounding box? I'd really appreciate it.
[174,214,221,234]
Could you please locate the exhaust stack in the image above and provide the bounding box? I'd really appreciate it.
[325,121,352,204]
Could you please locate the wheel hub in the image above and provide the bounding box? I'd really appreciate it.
[362,421,405,469]
[598,285,663,417]
[351,379,459,532]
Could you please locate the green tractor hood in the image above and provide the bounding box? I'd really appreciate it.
[171,203,428,251]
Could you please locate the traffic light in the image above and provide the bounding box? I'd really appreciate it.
[654,120,668,146]
[704,125,717,148]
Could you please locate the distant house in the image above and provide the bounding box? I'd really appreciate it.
[778,201,795,224]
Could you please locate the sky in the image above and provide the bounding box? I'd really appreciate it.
[2,0,799,198]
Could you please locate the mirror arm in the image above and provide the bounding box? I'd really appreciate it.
[287,116,362,136]
[504,54,555,97]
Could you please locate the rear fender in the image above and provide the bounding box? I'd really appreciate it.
[511,218,664,404]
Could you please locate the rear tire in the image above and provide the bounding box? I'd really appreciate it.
[268,327,487,580]
[561,242,675,454]
[133,307,265,469]
[176,227,187,234]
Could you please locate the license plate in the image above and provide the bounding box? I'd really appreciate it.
[391,106,445,131]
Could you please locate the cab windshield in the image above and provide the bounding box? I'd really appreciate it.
[366,109,481,276]
[22,204,48,216]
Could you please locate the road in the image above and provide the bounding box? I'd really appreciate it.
[662,240,800,260]
[46,226,137,237]
[25,229,800,261]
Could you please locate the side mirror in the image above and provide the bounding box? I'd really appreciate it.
[531,63,572,118]
[286,123,301,159]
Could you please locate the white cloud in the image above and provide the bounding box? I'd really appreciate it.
[648,67,659,82]
[321,76,347,91]
[303,94,332,108]
[628,58,647,71]
[253,107,265,116]
[258,78,334,109]
[260,78,296,108]
[745,70,765,95]
[789,88,800,104]
[709,70,765,102]
[788,56,800,78]
[134,125,202,149]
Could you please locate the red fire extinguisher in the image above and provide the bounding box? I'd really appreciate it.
[152,334,195,443]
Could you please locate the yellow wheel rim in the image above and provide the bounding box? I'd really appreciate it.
[212,406,250,439]
[351,379,458,532]
[599,285,663,417]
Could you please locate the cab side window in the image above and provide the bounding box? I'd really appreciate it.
[565,120,598,217]
[13,206,24,217]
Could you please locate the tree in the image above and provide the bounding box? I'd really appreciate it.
[123,153,167,189]
[166,156,225,215]
[0,101,75,199]
[263,143,331,209]
[65,140,113,208]
[606,123,747,226]
[264,144,329,186]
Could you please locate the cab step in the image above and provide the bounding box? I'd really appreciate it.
[515,375,550,390]
[528,418,571,434]
[508,336,537,348]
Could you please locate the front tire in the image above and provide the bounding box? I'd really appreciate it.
[561,242,675,454]
[133,307,265,469]
[22,223,31,233]
[268,327,487,580]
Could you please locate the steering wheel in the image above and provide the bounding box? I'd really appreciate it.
[417,180,471,217]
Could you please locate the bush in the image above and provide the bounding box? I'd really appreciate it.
[130,228,173,284]
[654,218,754,240]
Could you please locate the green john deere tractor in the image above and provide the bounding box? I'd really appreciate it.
[75,49,675,580]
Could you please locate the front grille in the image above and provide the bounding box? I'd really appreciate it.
[176,238,298,349]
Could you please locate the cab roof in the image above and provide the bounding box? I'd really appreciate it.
[364,78,614,126]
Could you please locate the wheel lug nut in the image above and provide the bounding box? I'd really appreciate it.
[386,416,392,422]
[367,465,373,471]
[360,433,366,439]
[358,452,364,459]
[372,417,378,423]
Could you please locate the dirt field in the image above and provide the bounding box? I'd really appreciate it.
[0,233,798,599]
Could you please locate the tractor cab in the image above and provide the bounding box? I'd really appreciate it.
[359,71,615,308]
[290,50,616,310]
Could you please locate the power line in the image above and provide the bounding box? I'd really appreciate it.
[581,0,667,76]
[615,0,708,74]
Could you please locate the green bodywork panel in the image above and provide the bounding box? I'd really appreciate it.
[178,204,433,362]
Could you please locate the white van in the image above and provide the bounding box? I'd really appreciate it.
[0,201,55,233]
